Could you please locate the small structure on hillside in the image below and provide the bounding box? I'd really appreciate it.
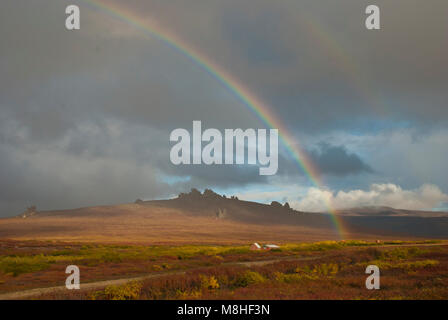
[250,243,280,250]
[263,244,280,250]
[19,205,37,219]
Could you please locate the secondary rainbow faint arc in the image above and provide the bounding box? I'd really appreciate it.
[81,0,346,238]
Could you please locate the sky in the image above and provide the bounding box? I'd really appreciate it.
[0,0,447,217]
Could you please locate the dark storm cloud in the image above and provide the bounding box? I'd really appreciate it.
[309,143,373,176]
[271,143,373,179]
[166,165,268,190]
[3,0,447,134]
[0,0,262,216]
[118,0,448,131]
[0,120,176,216]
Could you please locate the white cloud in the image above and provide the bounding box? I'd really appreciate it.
[291,183,448,212]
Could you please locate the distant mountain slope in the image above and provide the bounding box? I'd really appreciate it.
[338,206,448,217]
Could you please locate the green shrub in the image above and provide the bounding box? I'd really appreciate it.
[233,271,265,287]
[104,281,142,300]
[379,247,426,261]
[100,252,122,263]
[0,256,50,276]
[200,275,220,289]
[274,272,317,283]
[312,263,339,276]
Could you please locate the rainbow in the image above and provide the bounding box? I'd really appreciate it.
[81,0,347,238]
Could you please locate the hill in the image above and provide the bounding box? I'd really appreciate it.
[1,189,448,243]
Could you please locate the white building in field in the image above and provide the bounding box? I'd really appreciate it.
[250,243,280,250]
[263,244,280,250]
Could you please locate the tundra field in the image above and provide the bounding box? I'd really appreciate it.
[0,240,447,300]
[1,195,448,300]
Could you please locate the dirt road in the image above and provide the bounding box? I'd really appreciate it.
[0,255,324,300]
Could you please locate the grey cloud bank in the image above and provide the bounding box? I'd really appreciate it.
[0,0,447,216]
